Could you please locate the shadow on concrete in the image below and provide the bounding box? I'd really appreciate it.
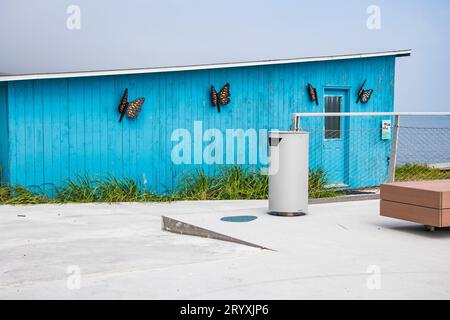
[377,223,450,238]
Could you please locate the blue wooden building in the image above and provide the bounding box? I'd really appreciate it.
[0,50,410,192]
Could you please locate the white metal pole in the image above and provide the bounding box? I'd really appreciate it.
[291,113,300,131]
[387,115,400,183]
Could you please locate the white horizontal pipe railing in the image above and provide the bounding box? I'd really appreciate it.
[291,112,450,131]
[292,112,450,117]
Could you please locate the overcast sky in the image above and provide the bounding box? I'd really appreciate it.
[0,0,449,111]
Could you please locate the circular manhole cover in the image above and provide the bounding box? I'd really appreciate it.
[220,215,258,223]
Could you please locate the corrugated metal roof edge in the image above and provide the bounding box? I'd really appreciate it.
[0,49,411,82]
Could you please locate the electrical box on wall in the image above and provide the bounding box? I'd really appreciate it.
[381,120,391,140]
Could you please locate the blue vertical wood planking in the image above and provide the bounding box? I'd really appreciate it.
[1,56,398,192]
[0,83,9,184]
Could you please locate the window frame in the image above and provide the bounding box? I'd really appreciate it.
[324,95,343,140]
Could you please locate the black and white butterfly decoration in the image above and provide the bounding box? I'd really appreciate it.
[307,83,319,106]
[118,88,145,122]
[356,79,373,104]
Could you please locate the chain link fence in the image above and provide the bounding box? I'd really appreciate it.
[396,117,450,182]
[297,114,450,193]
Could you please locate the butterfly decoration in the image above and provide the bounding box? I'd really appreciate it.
[118,88,145,122]
[210,83,231,113]
[307,83,319,106]
[356,79,373,104]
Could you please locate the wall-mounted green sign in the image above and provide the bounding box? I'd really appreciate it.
[381,120,391,140]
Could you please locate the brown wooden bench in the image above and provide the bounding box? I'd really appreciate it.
[380,180,450,230]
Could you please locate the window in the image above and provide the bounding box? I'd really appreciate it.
[324,96,342,139]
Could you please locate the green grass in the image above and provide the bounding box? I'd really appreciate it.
[0,166,337,205]
[176,167,269,200]
[395,163,450,182]
[52,175,174,203]
[0,185,48,205]
[308,168,341,199]
[5,164,445,205]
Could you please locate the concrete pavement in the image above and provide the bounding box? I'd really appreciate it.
[0,200,449,299]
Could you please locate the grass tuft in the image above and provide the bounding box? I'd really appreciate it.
[0,185,48,205]
[52,175,173,203]
[395,163,450,182]
[52,176,98,203]
[216,166,269,200]
[309,168,340,199]
[96,176,142,202]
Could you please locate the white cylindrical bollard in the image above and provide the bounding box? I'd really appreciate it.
[268,131,309,216]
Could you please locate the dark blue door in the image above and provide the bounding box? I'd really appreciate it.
[323,90,348,187]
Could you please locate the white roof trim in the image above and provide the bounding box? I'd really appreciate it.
[0,49,411,82]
